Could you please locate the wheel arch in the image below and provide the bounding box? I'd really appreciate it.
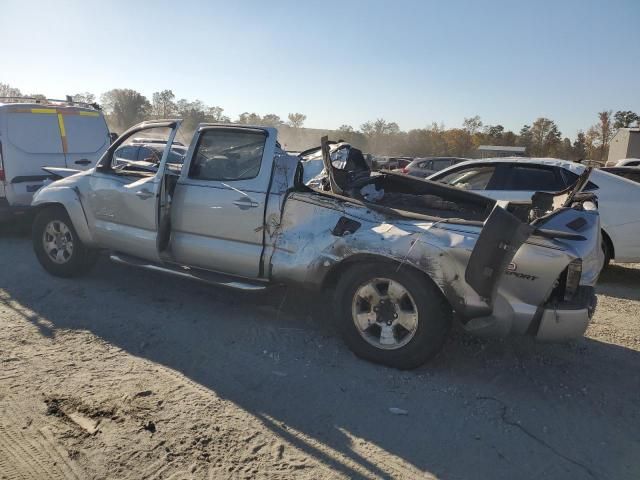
[601,228,614,259]
[321,253,452,308]
[32,188,94,245]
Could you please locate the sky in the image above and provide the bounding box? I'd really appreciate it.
[1,0,639,138]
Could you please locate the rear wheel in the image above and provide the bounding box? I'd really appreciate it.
[602,234,612,268]
[32,206,97,277]
[334,263,452,369]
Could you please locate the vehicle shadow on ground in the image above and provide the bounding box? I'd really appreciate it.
[597,263,640,301]
[3,248,640,479]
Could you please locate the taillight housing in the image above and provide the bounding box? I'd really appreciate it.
[564,259,582,301]
[0,141,5,182]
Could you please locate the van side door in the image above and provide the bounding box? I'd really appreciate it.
[169,126,277,278]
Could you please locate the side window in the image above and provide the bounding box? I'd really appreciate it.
[63,113,109,153]
[627,161,640,167]
[432,159,452,171]
[107,126,173,172]
[437,166,496,190]
[189,129,265,181]
[7,112,63,153]
[500,165,563,191]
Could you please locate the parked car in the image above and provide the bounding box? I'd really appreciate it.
[0,98,110,221]
[601,166,640,184]
[604,158,640,168]
[31,122,602,369]
[403,157,468,177]
[429,157,640,264]
[379,157,413,171]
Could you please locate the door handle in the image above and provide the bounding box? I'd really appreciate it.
[135,188,154,199]
[75,159,91,165]
[232,198,259,209]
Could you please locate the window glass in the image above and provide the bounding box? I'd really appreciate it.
[64,113,109,153]
[189,129,265,181]
[7,112,62,153]
[113,146,138,162]
[432,159,452,170]
[626,161,640,166]
[109,126,172,172]
[438,166,496,190]
[501,165,563,191]
[138,146,162,162]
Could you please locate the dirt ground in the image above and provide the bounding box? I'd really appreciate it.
[1,223,639,480]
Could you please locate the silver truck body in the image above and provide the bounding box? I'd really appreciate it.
[32,120,603,356]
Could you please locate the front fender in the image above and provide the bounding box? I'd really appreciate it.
[32,185,95,246]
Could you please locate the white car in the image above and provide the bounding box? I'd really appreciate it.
[604,158,640,168]
[429,157,640,264]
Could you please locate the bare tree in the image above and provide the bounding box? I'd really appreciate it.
[0,82,22,97]
[72,92,96,104]
[287,113,306,128]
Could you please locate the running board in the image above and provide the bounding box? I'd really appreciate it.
[109,253,269,291]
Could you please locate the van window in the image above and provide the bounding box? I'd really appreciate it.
[64,114,109,153]
[7,112,62,154]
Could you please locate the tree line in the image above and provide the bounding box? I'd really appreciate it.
[1,82,638,160]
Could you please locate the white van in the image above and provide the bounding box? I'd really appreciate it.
[0,99,110,221]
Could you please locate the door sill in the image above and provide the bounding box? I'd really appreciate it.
[109,252,269,291]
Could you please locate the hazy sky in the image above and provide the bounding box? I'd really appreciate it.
[2,0,639,137]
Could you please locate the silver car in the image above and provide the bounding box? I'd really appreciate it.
[31,120,603,369]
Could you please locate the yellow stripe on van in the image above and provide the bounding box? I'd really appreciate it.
[79,111,99,117]
[30,108,57,114]
[57,114,66,137]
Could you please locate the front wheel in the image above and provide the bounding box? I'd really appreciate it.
[334,263,452,369]
[32,206,98,277]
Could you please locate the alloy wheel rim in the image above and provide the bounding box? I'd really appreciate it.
[351,277,419,350]
[42,220,74,264]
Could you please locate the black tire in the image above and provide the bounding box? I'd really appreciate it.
[334,263,452,369]
[32,206,98,277]
[602,236,612,268]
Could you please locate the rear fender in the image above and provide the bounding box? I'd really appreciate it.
[31,185,95,246]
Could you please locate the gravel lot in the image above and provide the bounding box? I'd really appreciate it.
[1,222,639,480]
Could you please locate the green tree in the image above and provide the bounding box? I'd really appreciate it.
[613,110,639,129]
[528,118,561,156]
[287,113,307,128]
[586,110,614,161]
[151,90,176,118]
[462,115,483,134]
[237,112,262,124]
[572,131,587,161]
[261,114,283,127]
[206,106,230,123]
[101,89,151,129]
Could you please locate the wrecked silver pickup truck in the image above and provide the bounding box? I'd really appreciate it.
[31,120,602,368]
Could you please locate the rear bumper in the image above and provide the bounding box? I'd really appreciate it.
[0,198,33,222]
[535,287,597,341]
